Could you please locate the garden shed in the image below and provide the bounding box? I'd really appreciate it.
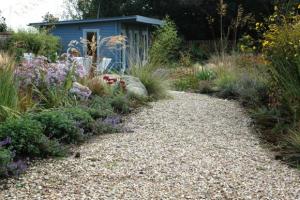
[29,15,162,71]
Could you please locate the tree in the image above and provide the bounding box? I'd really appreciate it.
[42,12,59,32]
[65,0,275,40]
[42,12,59,23]
[0,11,7,33]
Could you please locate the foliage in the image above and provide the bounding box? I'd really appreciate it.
[0,148,12,176]
[0,53,19,121]
[110,94,130,114]
[16,57,86,89]
[87,76,113,96]
[0,11,7,32]
[196,68,215,81]
[92,118,120,135]
[263,22,300,64]
[34,86,78,109]
[189,43,209,61]
[240,1,300,53]
[67,0,274,40]
[0,117,62,157]
[7,30,60,61]
[130,65,169,100]
[88,96,115,118]
[288,129,300,153]
[31,111,83,144]
[42,12,59,32]
[179,51,193,68]
[173,74,199,91]
[62,107,94,131]
[149,17,181,65]
[214,68,238,98]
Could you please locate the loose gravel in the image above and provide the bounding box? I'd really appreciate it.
[1,91,300,199]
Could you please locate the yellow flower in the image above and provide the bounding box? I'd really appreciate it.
[262,41,269,47]
[298,4,300,9]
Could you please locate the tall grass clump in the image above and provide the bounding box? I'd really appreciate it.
[0,52,19,121]
[130,65,169,100]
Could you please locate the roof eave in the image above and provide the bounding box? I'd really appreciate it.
[28,15,162,27]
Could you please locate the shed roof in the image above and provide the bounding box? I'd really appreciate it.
[29,15,163,27]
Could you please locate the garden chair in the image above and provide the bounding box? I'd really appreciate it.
[96,57,112,74]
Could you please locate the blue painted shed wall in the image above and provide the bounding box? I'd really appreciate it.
[51,22,121,64]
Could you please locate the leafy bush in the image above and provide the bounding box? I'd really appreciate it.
[0,148,12,176]
[0,53,19,121]
[234,74,269,107]
[214,69,238,98]
[62,107,94,131]
[31,111,82,144]
[88,96,115,119]
[149,16,181,65]
[92,118,120,135]
[179,51,193,68]
[173,74,199,91]
[7,30,60,61]
[189,43,208,61]
[0,117,61,157]
[111,95,130,114]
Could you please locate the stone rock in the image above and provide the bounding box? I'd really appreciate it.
[122,75,148,98]
[70,82,92,99]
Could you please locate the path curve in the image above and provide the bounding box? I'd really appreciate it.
[1,91,300,199]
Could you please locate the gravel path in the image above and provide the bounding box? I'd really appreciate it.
[1,91,300,199]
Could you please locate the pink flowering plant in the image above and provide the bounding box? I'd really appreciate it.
[15,57,86,89]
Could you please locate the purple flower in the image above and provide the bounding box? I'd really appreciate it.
[0,137,12,147]
[103,116,121,127]
[7,160,27,176]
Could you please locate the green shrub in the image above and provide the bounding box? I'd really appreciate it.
[62,107,94,131]
[111,95,130,114]
[262,22,300,149]
[179,51,193,68]
[31,111,82,144]
[7,30,60,61]
[234,74,269,107]
[214,70,238,98]
[0,118,61,157]
[198,80,215,94]
[189,43,208,61]
[0,148,12,176]
[149,16,181,65]
[92,120,119,135]
[196,68,215,81]
[0,53,19,121]
[88,96,115,119]
[130,66,169,100]
[174,74,199,91]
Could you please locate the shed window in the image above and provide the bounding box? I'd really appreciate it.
[86,32,97,56]
[83,29,100,60]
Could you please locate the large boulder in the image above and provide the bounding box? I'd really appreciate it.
[122,75,148,98]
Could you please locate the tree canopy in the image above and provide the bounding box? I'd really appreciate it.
[65,0,281,40]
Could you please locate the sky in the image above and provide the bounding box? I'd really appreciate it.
[0,0,66,30]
